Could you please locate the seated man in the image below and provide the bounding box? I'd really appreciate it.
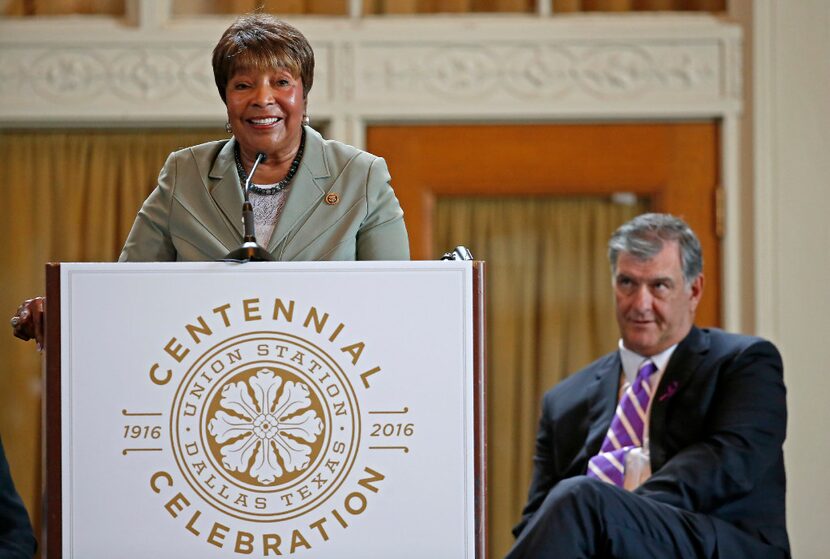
[507,213,789,559]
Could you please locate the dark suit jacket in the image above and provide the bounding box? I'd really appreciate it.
[119,126,409,262]
[515,327,789,557]
[0,436,35,558]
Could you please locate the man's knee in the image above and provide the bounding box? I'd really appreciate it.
[543,476,611,517]
[550,476,610,502]
[513,476,615,555]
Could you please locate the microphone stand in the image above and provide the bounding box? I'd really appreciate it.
[223,152,275,262]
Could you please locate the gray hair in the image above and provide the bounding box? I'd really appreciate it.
[608,213,703,285]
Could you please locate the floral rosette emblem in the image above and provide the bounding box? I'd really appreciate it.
[208,369,323,484]
[169,333,360,523]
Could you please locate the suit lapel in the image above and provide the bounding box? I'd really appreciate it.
[207,139,245,243]
[648,326,709,466]
[267,127,329,255]
[584,353,623,459]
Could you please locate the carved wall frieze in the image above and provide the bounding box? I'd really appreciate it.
[504,45,573,99]
[182,51,219,101]
[2,45,220,116]
[0,53,20,96]
[355,42,721,104]
[0,17,738,124]
[32,50,107,101]
[111,50,182,101]
[0,42,333,121]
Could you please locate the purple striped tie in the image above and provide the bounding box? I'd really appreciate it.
[586,360,658,487]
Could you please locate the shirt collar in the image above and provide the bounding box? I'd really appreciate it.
[618,340,678,385]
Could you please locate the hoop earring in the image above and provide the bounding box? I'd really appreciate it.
[225,122,232,134]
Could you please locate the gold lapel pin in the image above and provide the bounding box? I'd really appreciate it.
[325,193,340,205]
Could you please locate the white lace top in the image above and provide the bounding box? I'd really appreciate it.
[249,186,290,247]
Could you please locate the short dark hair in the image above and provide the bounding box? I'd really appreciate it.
[608,213,703,285]
[212,14,315,104]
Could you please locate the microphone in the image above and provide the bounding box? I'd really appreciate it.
[223,151,276,262]
[440,245,474,261]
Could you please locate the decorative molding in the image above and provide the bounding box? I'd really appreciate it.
[0,15,741,126]
[0,40,333,122]
[355,42,720,104]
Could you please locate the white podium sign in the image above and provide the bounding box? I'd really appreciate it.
[48,262,481,559]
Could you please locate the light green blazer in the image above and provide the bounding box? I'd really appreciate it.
[119,126,409,262]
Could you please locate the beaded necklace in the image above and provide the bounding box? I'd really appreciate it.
[234,128,306,195]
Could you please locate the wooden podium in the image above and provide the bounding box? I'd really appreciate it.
[44,261,485,558]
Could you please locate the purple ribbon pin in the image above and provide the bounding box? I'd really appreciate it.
[658,381,679,402]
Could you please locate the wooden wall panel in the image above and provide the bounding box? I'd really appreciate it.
[367,122,721,328]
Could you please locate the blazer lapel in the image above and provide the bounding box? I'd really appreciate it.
[267,127,329,255]
[648,326,709,466]
[584,353,623,460]
[207,139,245,243]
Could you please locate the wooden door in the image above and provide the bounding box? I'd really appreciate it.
[367,122,721,328]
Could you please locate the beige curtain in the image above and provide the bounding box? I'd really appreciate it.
[435,196,647,558]
[0,129,221,549]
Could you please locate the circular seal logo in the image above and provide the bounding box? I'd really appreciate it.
[170,332,360,522]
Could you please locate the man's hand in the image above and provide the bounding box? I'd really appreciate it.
[10,297,45,351]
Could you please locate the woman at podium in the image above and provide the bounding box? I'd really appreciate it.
[121,14,409,263]
[11,14,410,343]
